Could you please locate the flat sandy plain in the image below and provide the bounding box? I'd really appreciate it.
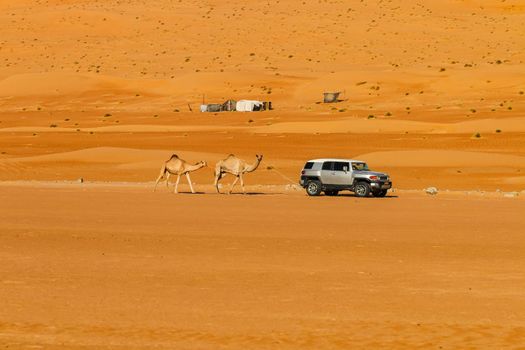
[1,184,525,349]
[1,0,525,348]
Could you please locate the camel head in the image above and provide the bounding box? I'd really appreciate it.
[256,154,263,162]
[199,160,208,167]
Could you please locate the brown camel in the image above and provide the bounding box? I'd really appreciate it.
[154,154,207,193]
[214,154,263,194]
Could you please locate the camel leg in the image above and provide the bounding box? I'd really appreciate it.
[229,176,239,194]
[186,173,195,194]
[165,173,171,190]
[174,174,181,194]
[153,172,164,192]
[214,170,221,193]
[239,173,246,194]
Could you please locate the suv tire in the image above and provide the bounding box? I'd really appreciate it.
[306,180,322,196]
[354,182,371,197]
[373,189,388,197]
[325,190,339,196]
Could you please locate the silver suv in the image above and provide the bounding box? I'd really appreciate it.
[299,159,392,197]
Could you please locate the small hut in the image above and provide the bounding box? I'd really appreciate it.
[206,104,222,112]
[222,99,237,112]
[200,99,272,112]
[262,101,272,111]
[323,92,341,103]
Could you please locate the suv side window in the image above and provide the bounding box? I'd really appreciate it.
[322,161,333,170]
[333,162,349,172]
[351,162,369,171]
[303,162,314,170]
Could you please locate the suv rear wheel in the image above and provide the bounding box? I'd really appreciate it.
[354,182,371,197]
[306,180,322,196]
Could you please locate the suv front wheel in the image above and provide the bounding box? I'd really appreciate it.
[306,180,322,196]
[354,182,371,197]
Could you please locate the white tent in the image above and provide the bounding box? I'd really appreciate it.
[235,100,263,112]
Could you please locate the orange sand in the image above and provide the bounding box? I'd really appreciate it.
[1,185,525,348]
[1,0,524,348]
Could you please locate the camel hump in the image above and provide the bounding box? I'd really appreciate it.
[168,154,179,160]
[226,153,235,158]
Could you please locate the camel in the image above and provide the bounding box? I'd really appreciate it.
[154,154,207,194]
[214,154,263,194]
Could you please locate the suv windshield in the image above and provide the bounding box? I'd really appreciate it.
[351,162,369,171]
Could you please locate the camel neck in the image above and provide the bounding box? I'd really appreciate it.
[187,163,204,171]
[245,158,261,172]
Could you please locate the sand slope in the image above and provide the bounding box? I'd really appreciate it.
[357,150,525,167]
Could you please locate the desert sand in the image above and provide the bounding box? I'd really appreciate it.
[1,185,525,349]
[1,0,524,348]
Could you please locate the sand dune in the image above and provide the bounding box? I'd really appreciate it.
[0,146,224,165]
[0,73,170,97]
[254,117,525,134]
[0,124,246,133]
[356,150,525,168]
[0,0,524,347]
[2,117,524,134]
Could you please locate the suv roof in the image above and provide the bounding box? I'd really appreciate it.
[307,158,365,163]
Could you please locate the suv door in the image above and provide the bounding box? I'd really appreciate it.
[320,161,334,184]
[332,161,352,185]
